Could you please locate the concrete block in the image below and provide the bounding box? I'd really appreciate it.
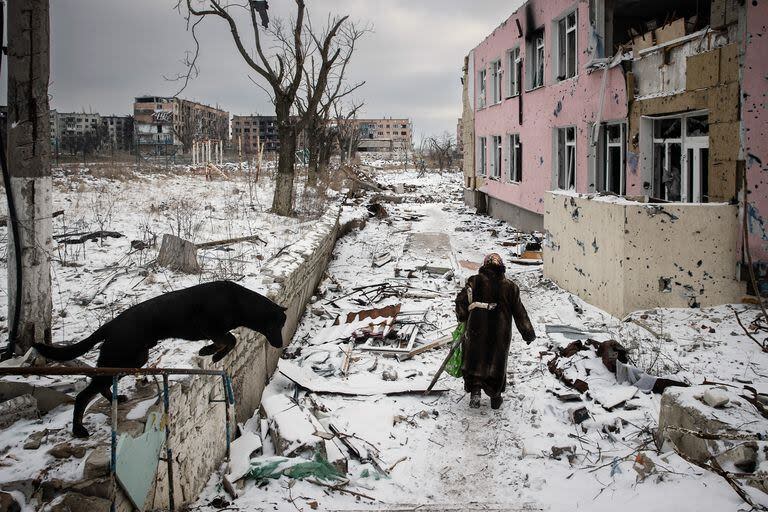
[719,44,739,84]
[702,388,730,408]
[50,492,111,512]
[0,394,38,428]
[686,50,720,91]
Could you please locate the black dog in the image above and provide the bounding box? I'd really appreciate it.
[34,281,287,438]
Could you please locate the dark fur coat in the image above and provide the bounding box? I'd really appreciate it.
[455,264,536,397]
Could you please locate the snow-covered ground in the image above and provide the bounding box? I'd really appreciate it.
[194,168,768,511]
[0,165,765,511]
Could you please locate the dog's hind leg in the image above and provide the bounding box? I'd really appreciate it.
[211,332,237,363]
[73,377,110,438]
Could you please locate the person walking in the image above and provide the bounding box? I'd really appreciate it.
[455,253,536,409]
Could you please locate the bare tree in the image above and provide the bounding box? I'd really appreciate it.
[333,100,363,164]
[178,0,355,216]
[425,132,456,174]
[297,22,369,185]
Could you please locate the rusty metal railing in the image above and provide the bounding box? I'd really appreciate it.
[0,367,235,511]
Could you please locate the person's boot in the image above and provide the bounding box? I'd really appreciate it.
[491,395,503,410]
[469,390,481,408]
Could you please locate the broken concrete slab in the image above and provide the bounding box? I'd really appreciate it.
[48,442,87,459]
[0,381,74,414]
[279,360,449,396]
[703,388,730,408]
[0,394,38,429]
[398,232,454,275]
[261,393,327,458]
[49,492,111,512]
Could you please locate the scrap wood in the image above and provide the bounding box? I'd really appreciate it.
[327,423,387,475]
[306,478,377,502]
[398,333,453,361]
[196,233,267,249]
[730,306,768,353]
[547,355,589,393]
[60,230,124,244]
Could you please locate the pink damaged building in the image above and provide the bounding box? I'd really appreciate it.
[461,0,768,316]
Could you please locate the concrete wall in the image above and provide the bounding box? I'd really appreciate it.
[109,203,343,510]
[544,192,744,317]
[743,0,768,264]
[472,0,628,215]
[487,195,543,232]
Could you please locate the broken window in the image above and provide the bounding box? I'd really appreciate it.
[478,69,487,109]
[597,122,626,195]
[507,47,522,97]
[508,134,522,182]
[602,0,711,55]
[528,29,545,89]
[557,11,577,80]
[491,60,503,104]
[478,137,487,175]
[556,126,576,190]
[491,135,503,178]
[651,111,709,202]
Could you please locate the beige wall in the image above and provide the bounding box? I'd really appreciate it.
[544,192,744,318]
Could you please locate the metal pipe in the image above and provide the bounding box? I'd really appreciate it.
[162,374,175,511]
[222,375,231,462]
[110,376,118,512]
[0,367,228,377]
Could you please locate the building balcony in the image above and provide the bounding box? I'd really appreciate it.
[544,191,744,317]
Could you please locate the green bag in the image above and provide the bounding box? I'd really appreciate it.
[445,323,466,378]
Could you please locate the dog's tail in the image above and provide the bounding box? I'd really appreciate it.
[33,328,106,361]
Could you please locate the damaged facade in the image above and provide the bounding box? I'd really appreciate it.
[462,0,768,316]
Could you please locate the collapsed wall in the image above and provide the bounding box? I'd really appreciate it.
[110,201,343,510]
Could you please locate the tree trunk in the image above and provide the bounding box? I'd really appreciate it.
[7,0,53,354]
[273,124,297,216]
[306,138,320,187]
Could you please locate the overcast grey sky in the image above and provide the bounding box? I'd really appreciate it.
[34,1,523,138]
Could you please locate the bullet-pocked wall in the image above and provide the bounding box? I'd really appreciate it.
[470,0,629,222]
[544,192,745,318]
[743,0,768,266]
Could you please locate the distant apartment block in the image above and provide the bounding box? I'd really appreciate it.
[355,118,412,152]
[133,96,229,154]
[49,110,132,153]
[232,115,280,153]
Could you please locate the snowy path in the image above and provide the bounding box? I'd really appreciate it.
[194,170,765,512]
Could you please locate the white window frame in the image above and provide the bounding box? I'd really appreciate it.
[508,134,522,182]
[478,69,487,109]
[556,10,578,81]
[491,60,503,104]
[491,135,502,178]
[478,136,487,175]
[529,29,545,89]
[556,126,576,190]
[650,110,709,203]
[506,47,522,98]
[597,121,626,195]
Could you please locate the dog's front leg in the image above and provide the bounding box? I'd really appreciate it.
[211,332,237,363]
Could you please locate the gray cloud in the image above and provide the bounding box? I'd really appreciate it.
[5,1,524,138]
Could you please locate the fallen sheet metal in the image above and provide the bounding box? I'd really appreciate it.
[116,412,165,511]
[279,360,449,395]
